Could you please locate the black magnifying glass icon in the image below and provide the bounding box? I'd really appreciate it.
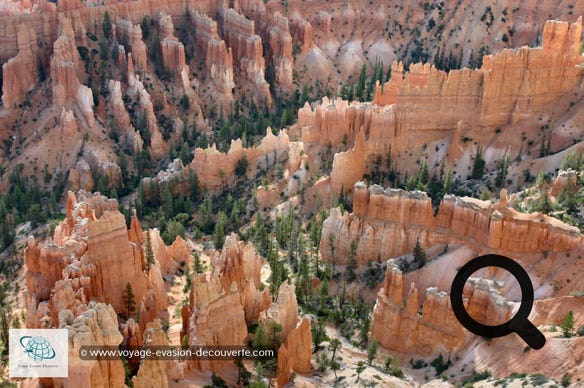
[450,254,546,350]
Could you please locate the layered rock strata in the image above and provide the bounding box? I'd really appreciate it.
[321,183,583,266]
[23,191,167,329]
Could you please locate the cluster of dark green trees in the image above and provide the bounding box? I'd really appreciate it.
[338,60,388,103]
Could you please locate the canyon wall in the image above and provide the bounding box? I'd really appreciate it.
[321,182,582,266]
[188,127,290,190]
[219,7,271,107]
[1,23,37,108]
[295,18,584,197]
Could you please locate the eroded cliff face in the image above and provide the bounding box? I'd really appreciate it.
[321,183,582,266]
[292,18,584,200]
[182,234,270,372]
[370,262,466,355]
[259,283,312,387]
[23,191,167,328]
[132,320,185,387]
[189,127,290,191]
[331,182,584,380]
[1,23,37,109]
[62,302,125,388]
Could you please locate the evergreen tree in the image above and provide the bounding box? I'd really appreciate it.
[359,311,370,348]
[328,338,342,362]
[561,310,574,338]
[328,233,336,267]
[214,211,228,250]
[418,161,429,186]
[0,308,9,355]
[355,64,367,101]
[413,237,427,269]
[356,361,366,381]
[102,11,112,41]
[367,339,378,365]
[311,319,326,352]
[345,240,357,282]
[494,153,510,188]
[330,359,340,380]
[123,283,136,317]
[267,322,283,351]
[193,251,203,274]
[537,191,554,215]
[253,324,266,349]
[443,168,453,194]
[471,145,486,179]
[145,230,155,273]
[559,177,577,213]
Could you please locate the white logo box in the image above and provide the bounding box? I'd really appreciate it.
[9,329,68,378]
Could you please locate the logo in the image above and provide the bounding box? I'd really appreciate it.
[19,335,56,361]
[9,329,68,378]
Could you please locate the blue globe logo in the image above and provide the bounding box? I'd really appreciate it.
[19,336,56,361]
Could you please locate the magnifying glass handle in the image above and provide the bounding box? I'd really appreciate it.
[512,320,546,350]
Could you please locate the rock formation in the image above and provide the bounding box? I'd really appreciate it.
[219,7,271,107]
[371,262,463,355]
[321,182,583,266]
[23,191,166,328]
[116,19,148,70]
[260,283,312,386]
[132,320,185,387]
[157,12,187,76]
[62,302,125,388]
[2,23,37,108]
[190,127,289,190]
[185,274,248,372]
[108,79,144,155]
[276,317,312,386]
[127,53,168,159]
[213,234,270,325]
[50,15,94,127]
[181,235,274,374]
[291,18,584,200]
[192,10,235,111]
[266,13,293,90]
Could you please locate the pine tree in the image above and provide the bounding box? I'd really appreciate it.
[102,11,112,41]
[311,319,326,352]
[471,145,486,179]
[345,240,357,282]
[328,233,336,267]
[0,308,9,355]
[367,339,378,365]
[330,360,340,380]
[561,310,574,338]
[494,153,510,188]
[253,324,266,349]
[418,161,429,186]
[123,283,136,318]
[214,211,228,250]
[267,322,283,351]
[145,230,155,273]
[413,237,427,269]
[328,338,342,362]
[193,251,203,274]
[559,177,577,213]
[359,312,370,348]
[537,191,554,215]
[443,168,453,194]
[356,361,366,381]
[355,64,367,102]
